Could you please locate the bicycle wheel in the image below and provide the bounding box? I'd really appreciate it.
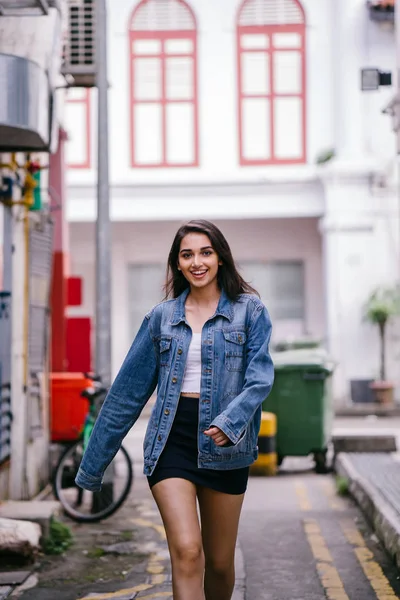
[53,441,133,522]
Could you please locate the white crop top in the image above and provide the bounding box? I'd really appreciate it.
[181,333,202,394]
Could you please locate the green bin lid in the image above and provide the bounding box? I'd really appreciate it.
[271,348,335,373]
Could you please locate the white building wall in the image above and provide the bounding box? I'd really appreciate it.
[66,0,400,404]
[66,0,334,190]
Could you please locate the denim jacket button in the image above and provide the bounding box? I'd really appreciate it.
[172,377,177,383]
[177,348,183,355]
[164,409,170,415]
[158,435,162,441]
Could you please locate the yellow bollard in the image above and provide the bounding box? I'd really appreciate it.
[250,412,277,476]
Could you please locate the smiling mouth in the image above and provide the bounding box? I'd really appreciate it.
[190,270,207,278]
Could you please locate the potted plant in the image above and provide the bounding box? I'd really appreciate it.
[364,285,400,404]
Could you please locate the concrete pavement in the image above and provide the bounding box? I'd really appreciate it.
[4,413,400,599]
[241,465,400,600]
[5,414,245,600]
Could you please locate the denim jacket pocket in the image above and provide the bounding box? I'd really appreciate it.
[213,426,251,458]
[223,330,247,372]
[159,336,172,367]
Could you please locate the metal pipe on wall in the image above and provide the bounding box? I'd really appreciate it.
[95,0,112,386]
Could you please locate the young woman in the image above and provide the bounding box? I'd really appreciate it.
[76,220,274,600]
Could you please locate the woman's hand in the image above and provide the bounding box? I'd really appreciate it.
[203,426,230,446]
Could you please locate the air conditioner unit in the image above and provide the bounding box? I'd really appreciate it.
[0,1,60,16]
[61,0,96,87]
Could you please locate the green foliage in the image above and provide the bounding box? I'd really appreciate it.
[336,475,349,497]
[42,517,73,555]
[364,285,400,380]
[316,148,336,165]
[364,286,400,326]
[87,547,105,558]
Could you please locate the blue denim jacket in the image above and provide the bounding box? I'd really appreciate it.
[75,288,274,492]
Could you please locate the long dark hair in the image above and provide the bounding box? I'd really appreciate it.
[164,220,259,300]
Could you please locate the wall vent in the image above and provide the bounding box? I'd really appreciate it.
[61,0,96,87]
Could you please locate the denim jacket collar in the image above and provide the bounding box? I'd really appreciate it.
[170,287,233,326]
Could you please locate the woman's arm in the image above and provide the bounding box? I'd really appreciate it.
[75,314,158,491]
[209,303,274,445]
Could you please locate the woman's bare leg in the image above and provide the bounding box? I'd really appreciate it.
[197,486,245,600]
[151,478,205,600]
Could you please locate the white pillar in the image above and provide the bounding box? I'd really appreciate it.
[332,0,368,161]
[320,165,398,403]
[9,180,29,500]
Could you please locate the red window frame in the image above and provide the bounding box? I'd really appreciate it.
[237,0,307,166]
[129,0,199,169]
[66,89,91,170]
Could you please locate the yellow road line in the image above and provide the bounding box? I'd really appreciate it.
[303,519,350,600]
[319,479,347,512]
[147,550,167,585]
[150,574,167,585]
[340,519,398,599]
[138,593,172,599]
[131,518,167,540]
[79,583,154,599]
[295,480,312,511]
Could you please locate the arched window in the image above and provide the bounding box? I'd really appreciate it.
[237,0,306,165]
[129,0,199,168]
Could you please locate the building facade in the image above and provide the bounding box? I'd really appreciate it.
[66,0,400,404]
[0,1,69,500]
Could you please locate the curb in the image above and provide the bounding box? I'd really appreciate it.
[336,452,400,569]
[334,404,400,417]
[233,539,246,600]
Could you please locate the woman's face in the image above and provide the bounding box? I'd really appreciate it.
[178,233,222,291]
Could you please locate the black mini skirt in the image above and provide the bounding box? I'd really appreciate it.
[147,395,249,495]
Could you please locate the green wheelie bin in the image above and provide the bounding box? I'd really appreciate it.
[262,348,334,473]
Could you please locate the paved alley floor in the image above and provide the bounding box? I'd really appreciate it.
[241,459,400,600]
[7,415,400,600]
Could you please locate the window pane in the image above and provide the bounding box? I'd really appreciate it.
[133,39,162,54]
[128,265,164,337]
[134,57,161,100]
[241,52,269,95]
[165,39,193,54]
[273,33,301,48]
[134,104,162,164]
[274,97,302,159]
[166,103,194,164]
[239,261,304,321]
[273,51,301,94]
[67,88,87,102]
[242,98,270,160]
[239,263,273,307]
[241,34,269,49]
[269,262,304,319]
[65,102,88,166]
[166,57,193,100]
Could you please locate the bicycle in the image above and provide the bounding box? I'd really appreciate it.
[52,373,133,522]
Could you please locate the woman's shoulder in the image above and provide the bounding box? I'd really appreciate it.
[235,293,271,325]
[236,293,265,310]
[145,297,176,321]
